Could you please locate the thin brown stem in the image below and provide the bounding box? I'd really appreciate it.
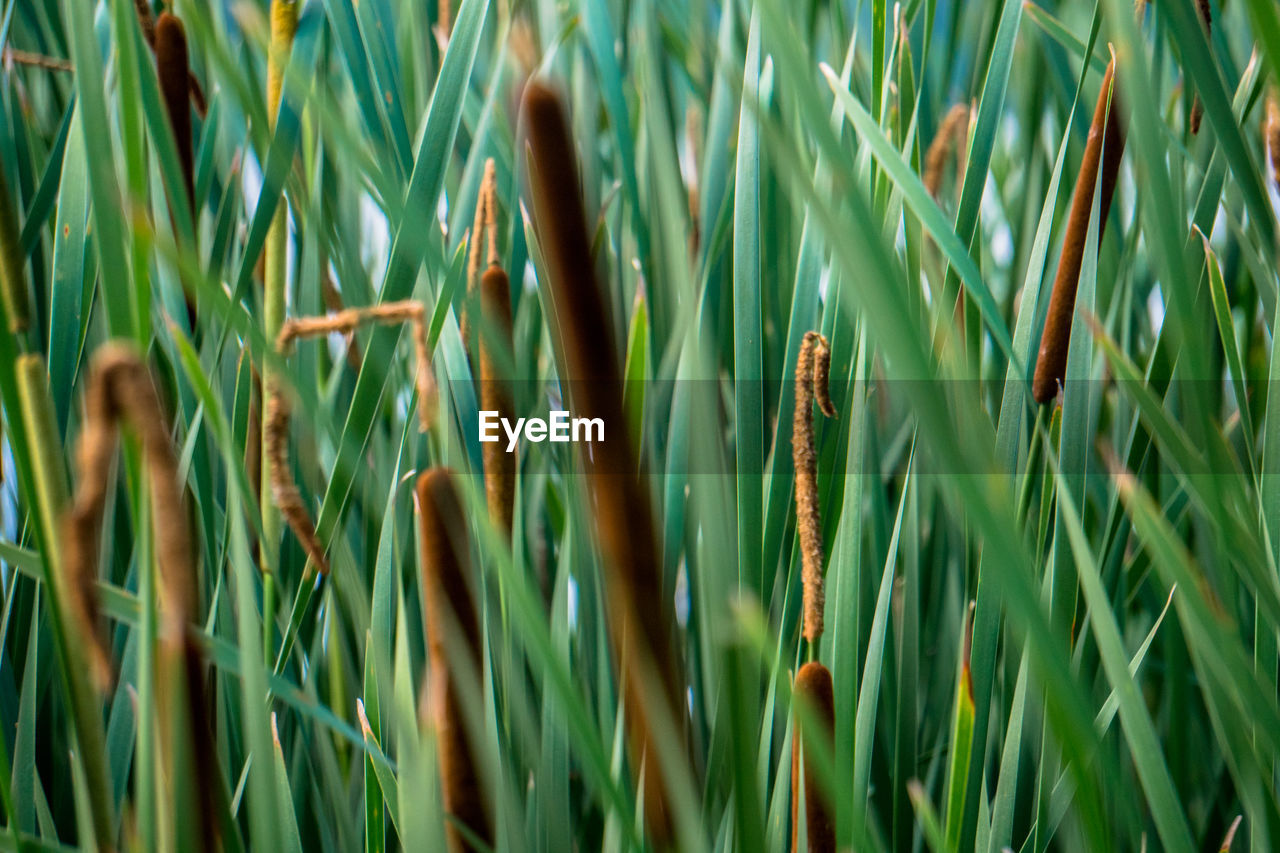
[266,301,436,576]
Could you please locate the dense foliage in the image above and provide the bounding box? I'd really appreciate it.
[1,0,1279,850]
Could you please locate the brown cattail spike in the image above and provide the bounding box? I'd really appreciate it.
[522,79,685,842]
[479,266,516,538]
[135,0,156,47]
[462,158,499,359]
[791,662,836,853]
[416,468,490,853]
[68,345,196,633]
[156,13,194,216]
[794,331,835,644]
[1032,54,1125,404]
[266,300,436,576]
[924,103,970,199]
[64,343,219,847]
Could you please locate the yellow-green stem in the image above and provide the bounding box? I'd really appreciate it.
[15,356,114,851]
[260,0,297,609]
[0,167,30,333]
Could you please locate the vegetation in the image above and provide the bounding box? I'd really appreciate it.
[0,0,1279,849]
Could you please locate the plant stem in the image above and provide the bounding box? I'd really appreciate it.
[261,0,297,658]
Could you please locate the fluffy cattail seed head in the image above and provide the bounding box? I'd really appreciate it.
[794,332,835,644]
[924,103,971,199]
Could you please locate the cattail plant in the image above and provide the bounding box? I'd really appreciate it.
[64,343,218,850]
[266,301,436,576]
[134,0,156,46]
[791,661,835,853]
[1032,54,1125,404]
[793,331,835,644]
[522,78,686,842]
[924,103,970,200]
[320,270,363,370]
[463,157,517,538]
[16,354,114,689]
[155,12,199,327]
[479,266,516,539]
[416,467,491,853]
[135,0,206,116]
[155,13,194,215]
[13,354,116,853]
[461,158,498,362]
[260,0,298,645]
[0,163,30,333]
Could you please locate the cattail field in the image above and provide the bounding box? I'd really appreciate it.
[3,0,1280,849]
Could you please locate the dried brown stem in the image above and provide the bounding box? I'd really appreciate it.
[319,271,364,371]
[522,79,685,842]
[2,48,73,72]
[793,332,835,644]
[1032,54,1125,404]
[266,301,436,576]
[791,662,835,853]
[416,468,490,853]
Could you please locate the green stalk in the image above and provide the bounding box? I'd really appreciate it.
[261,0,297,661]
[0,166,30,333]
[15,355,114,851]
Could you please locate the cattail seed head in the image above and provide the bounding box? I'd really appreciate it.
[1032,54,1124,404]
[791,661,835,853]
[134,0,157,47]
[462,158,499,359]
[156,13,194,216]
[267,0,298,126]
[416,468,490,853]
[794,331,835,644]
[479,265,516,539]
[924,103,970,199]
[522,78,684,842]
